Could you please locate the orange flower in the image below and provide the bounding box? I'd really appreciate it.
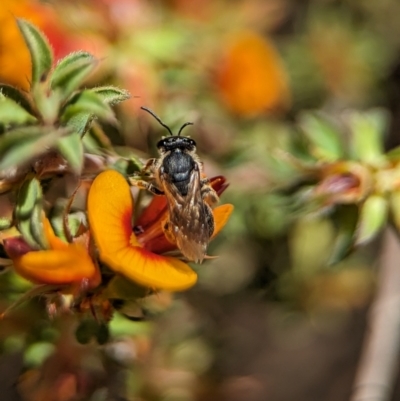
[87,170,233,291]
[214,31,291,117]
[0,2,35,91]
[3,217,100,288]
[0,1,81,91]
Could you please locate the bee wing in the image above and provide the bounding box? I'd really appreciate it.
[161,169,211,263]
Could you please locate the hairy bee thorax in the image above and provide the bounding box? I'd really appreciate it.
[157,136,200,197]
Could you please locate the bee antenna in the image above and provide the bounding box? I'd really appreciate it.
[178,122,194,136]
[141,107,174,136]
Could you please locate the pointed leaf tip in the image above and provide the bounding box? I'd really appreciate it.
[356,195,388,245]
[16,19,53,85]
[349,109,388,166]
[90,86,131,106]
[51,51,98,99]
[62,90,116,125]
[299,112,344,161]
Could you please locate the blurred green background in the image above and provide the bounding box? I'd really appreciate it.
[2,0,400,400]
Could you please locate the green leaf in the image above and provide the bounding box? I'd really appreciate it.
[17,19,53,85]
[111,157,143,175]
[84,125,113,152]
[15,178,42,219]
[46,212,65,241]
[299,113,344,161]
[15,178,46,248]
[24,342,55,367]
[0,128,63,170]
[57,132,84,173]
[349,109,388,166]
[62,90,116,124]
[0,217,13,231]
[0,126,42,152]
[30,204,47,248]
[328,205,359,265]
[0,217,12,230]
[46,204,84,241]
[17,218,39,248]
[65,112,93,136]
[82,130,105,154]
[32,89,61,125]
[90,86,131,106]
[356,195,388,245]
[50,51,98,100]
[109,312,152,337]
[0,94,36,125]
[66,213,85,238]
[0,84,34,115]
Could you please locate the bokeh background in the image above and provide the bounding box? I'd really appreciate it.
[1,0,400,400]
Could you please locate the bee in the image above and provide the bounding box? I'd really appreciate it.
[134,107,219,263]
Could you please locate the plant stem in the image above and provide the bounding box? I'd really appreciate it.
[351,227,400,401]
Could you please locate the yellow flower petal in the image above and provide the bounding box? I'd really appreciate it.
[212,204,234,238]
[100,246,197,291]
[87,169,135,252]
[88,170,197,291]
[13,244,96,285]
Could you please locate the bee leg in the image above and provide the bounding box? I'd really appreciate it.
[200,180,219,205]
[129,178,164,195]
[147,184,164,195]
[162,220,176,244]
[131,158,157,178]
[205,203,215,237]
[142,158,157,173]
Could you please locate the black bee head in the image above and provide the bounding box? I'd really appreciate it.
[141,107,196,153]
[157,136,196,152]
